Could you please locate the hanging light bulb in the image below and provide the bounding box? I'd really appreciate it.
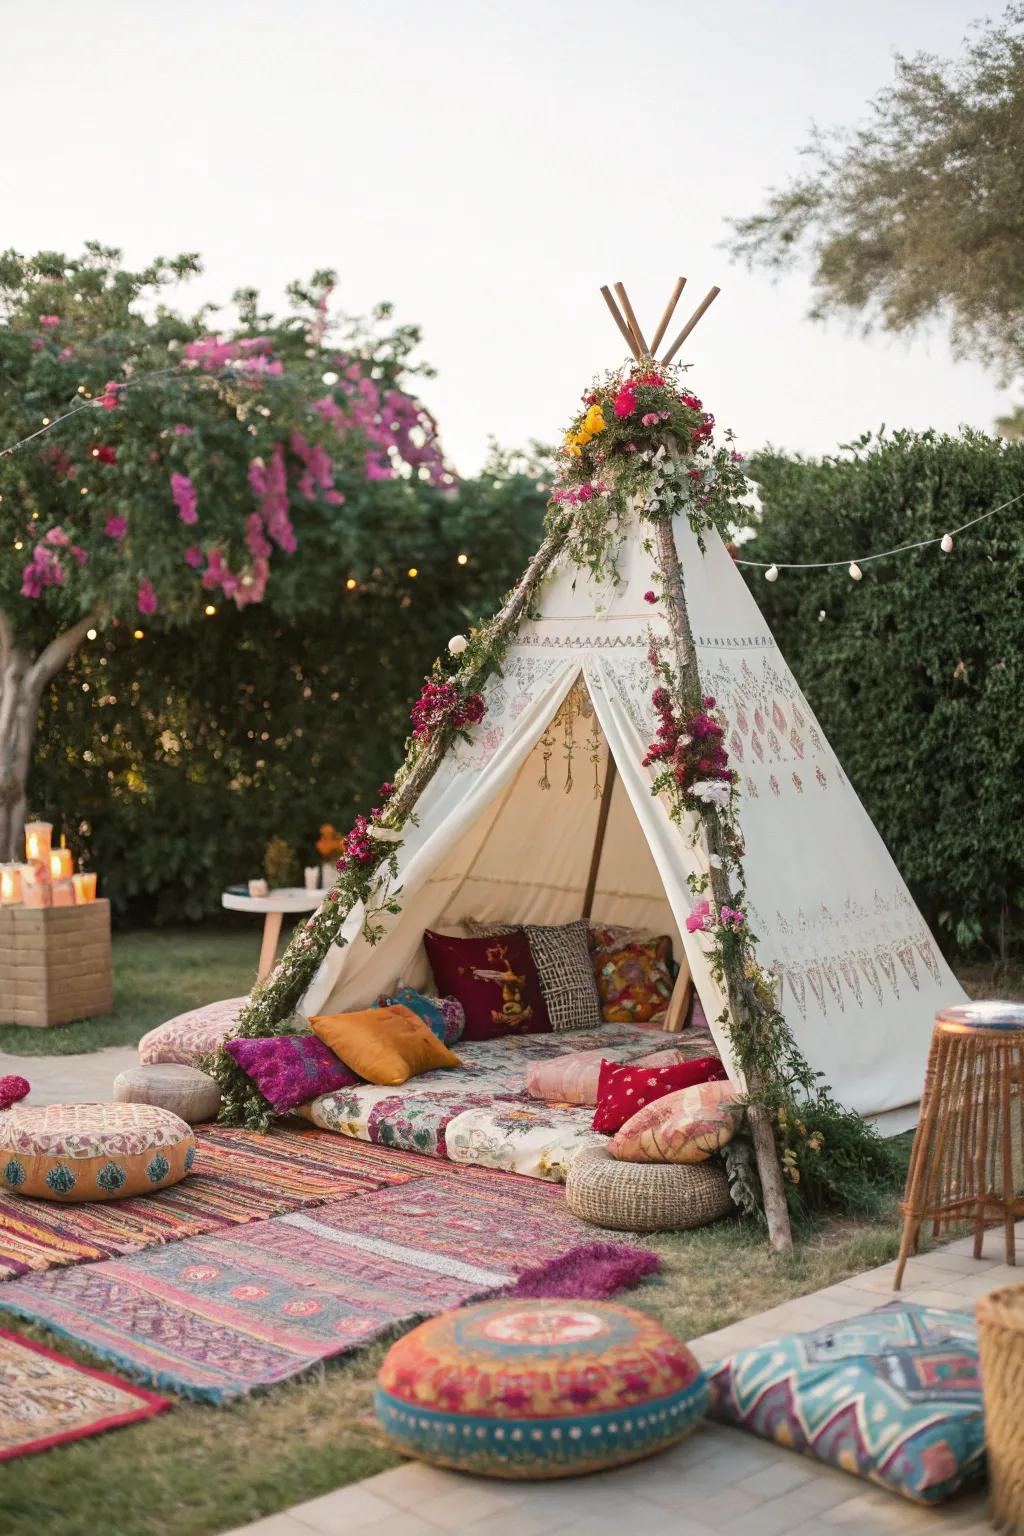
[448,634,469,656]
[345,577,358,591]
[818,610,826,623]
[848,562,863,581]
[765,565,779,583]
[322,371,339,386]
[456,553,469,566]
[940,533,954,553]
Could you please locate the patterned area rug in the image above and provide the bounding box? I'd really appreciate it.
[0,1325,169,1461]
[0,1125,458,1280]
[0,1175,641,1402]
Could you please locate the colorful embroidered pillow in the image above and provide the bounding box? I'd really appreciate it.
[610,1078,739,1163]
[223,1034,360,1115]
[526,1047,686,1106]
[309,1004,461,1084]
[592,1056,728,1134]
[466,919,602,1031]
[708,1304,984,1505]
[378,987,465,1047]
[423,929,550,1040]
[590,932,675,1024]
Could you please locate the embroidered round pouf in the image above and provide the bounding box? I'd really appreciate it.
[0,1102,196,1202]
[113,1064,221,1125]
[375,1298,708,1478]
[565,1143,734,1232]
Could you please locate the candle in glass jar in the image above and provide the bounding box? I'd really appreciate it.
[73,871,98,904]
[24,822,53,864]
[51,879,75,908]
[0,864,22,905]
[50,847,73,880]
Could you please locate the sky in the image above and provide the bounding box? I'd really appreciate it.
[0,0,1010,475]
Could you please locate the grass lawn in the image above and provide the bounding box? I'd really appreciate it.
[0,924,259,1055]
[1,1203,912,1536]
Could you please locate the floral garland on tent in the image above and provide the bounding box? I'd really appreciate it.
[208,361,896,1221]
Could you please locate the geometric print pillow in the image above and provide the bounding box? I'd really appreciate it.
[523,920,603,1032]
[708,1303,984,1504]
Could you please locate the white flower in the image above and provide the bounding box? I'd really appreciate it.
[691,779,731,808]
[709,853,723,869]
[448,634,469,656]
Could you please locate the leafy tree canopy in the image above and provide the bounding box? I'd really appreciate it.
[729,6,1024,378]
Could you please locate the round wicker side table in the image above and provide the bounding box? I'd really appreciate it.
[894,1001,1024,1290]
[977,1283,1024,1532]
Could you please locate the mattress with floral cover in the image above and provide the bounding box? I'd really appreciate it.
[305,1020,721,1183]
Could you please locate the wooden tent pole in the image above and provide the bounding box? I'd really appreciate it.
[581,752,617,920]
[600,286,642,361]
[652,511,794,1254]
[649,276,686,356]
[660,286,721,365]
[613,283,650,357]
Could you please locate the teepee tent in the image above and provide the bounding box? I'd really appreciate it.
[230,276,963,1250]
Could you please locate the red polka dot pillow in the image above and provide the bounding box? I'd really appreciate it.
[591,1055,727,1134]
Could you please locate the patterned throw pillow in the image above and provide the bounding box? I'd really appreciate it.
[423,930,551,1040]
[223,1034,360,1115]
[610,1078,739,1163]
[466,919,604,1032]
[589,930,675,1024]
[708,1304,984,1505]
[379,987,466,1047]
[526,1046,685,1106]
[592,1056,728,1134]
[309,1004,461,1084]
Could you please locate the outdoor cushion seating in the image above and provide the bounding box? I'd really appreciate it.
[565,1142,734,1231]
[0,1103,195,1202]
[138,996,248,1067]
[224,1034,359,1116]
[708,1302,984,1505]
[113,1063,222,1124]
[526,1045,684,1106]
[375,1297,708,1477]
[591,1055,727,1133]
[309,1004,461,1085]
[610,1078,740,1163]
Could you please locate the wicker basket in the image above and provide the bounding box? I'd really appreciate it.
[978,1283,1024,1532]
[565,1143,734,1232]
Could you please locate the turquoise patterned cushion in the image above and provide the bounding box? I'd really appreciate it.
[708,1304,984,1504]
[379,988,464,1047]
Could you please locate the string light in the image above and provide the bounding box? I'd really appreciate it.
[133,628,144,640]
[345,577,358,590]
[203,604,216,616]
[407,566,419,578]
[322,371,339,386]
[13,539,23,550]
[456,552,469,566]
[86,628,97,640]
[741,487,1024,580]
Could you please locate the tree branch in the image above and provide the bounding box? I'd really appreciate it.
[26,609,103,697]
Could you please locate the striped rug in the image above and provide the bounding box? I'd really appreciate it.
[0,1124,458,1280]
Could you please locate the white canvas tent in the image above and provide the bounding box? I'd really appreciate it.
[300,498,964,1119]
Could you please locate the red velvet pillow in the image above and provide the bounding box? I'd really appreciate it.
[591,1055,727,1134]
[423,929,551,1040]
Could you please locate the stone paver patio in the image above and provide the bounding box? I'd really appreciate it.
[0,1044,137,1105]
[224,1229,1011,1536]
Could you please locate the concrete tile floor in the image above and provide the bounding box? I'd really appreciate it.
[0,1044,137,1105]
[224,1224,1017,1536]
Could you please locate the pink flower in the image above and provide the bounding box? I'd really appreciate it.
[613,386,638,419]
[730,449,745,463]
[104,515,128,539]
[44,525,70,547]
[38,315,60,328]
[99,380,124,411]
[641,412,660,427]
[172,423,194,436]
[170,472,198,525]
[137,580,158,615]
[685,900,712,934]
[57,347,74,360]
[183,545,204,568]
[643,590,658,604]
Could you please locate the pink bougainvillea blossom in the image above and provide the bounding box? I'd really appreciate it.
[170,472,198,525]
[99,380,125,411]
[38,315,60,328]
[183,545,204,568]
[685,900,712,934]
[44,525,70,547]
[172,423,194,436]
[104,515,128,539]
[20,543,65,597]
[137,580,158,615]
[92,444,117,464]
[410,680,486,742]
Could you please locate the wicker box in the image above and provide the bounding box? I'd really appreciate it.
[0,899,112,1027]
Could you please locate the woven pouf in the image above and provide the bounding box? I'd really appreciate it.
[565,1143,734,1232]
[977,1283,1024,1530]
[113,1063,221,1125]
[375,1298,707,1478]
[0,1102,195,1201]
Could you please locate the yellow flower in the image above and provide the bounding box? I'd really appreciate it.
[776,1108,788,1128]
[583,405,606,434]
[795,1119,807,1138]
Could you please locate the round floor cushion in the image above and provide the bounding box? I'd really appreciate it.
[138,997,248,1068]
[565,1143,734,1232]
[113,1064,221,1125]
[375,1297,708,1478]
[0,1102,196,1202]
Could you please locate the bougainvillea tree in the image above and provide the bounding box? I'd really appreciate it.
[0,244,452,858]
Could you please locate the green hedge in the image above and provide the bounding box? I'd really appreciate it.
[30,474,546,923]
[743,430,1024,960]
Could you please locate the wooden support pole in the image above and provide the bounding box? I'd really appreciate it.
[649,276,686,356]
[600,286,641,360]
[613,282,650,357]
[581,751,617,920]
[652,513,794,1255]
[660,286,721,365]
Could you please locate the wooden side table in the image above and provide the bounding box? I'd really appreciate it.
[0,900,112,1027]
[894,1001,1024,1289]
[221,887,322,981]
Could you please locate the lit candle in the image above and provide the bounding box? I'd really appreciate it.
[0,864,22,905]
[24,821,53,864]
[50,847,73,880]
[51,879,75,907]
[73,871,97,904]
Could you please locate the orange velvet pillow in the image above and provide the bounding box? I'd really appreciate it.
[308,1004,461,1086]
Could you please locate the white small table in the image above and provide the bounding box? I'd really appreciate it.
[221,887,323,981]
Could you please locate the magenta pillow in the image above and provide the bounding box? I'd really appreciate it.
[592,1055,727,1134]
[224,1034,360,1114]
[423,928,551,1040]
